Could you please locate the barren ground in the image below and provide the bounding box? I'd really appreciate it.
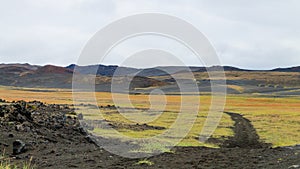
[0,101,299,169]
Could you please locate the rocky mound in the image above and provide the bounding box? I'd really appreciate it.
[0,101,118,168]
[0,101,78,132]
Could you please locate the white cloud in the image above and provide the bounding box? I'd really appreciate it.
[0,0,299,69]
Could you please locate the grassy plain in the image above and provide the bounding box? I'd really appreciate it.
[0,86,299,147]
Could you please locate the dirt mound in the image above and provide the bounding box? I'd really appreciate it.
[222,112,270,148]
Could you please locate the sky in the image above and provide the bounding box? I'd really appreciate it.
[0,0,299,69]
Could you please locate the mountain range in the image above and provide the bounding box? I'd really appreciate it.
[1,63,300,76]
[1,63,300,95]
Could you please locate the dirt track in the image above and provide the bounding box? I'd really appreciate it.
[0,101,299,169]
[222,112,270,148]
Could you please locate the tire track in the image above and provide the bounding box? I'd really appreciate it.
[222,112,270,148]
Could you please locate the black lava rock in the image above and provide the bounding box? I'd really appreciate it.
[13,139,26,155]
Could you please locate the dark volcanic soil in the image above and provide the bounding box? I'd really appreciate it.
[0,101,299,169]
[222,112,270,148]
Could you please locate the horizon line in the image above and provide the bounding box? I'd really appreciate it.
[1,62,300,71]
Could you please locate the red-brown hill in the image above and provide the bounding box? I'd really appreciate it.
[36,65,73,74]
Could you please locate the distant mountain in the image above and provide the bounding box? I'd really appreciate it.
[1,63,300,93]
[67,64,191,77]
[0,64,169,90]
[271,66,300,72]
[0,63,40,71]
[0,65,33,75]
[65,65,255,77]
[66,64,138,76]
[0,64,73,88]
[192,66,251,72]
[1,63,300,78]
[37,65,73,74]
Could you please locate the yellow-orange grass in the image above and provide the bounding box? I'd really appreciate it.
[0,86,299,147]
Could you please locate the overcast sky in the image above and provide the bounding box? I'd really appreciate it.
[0,0,299,69]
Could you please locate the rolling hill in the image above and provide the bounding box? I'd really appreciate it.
[1,63,300,95]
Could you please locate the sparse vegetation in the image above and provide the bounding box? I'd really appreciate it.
[0,161,34,169]
[0,86,299,168]
[135,159,154,166]
[0,151,34,169]
[1,86,299,147]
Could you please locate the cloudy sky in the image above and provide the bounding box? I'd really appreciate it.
[0,0,299,69]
